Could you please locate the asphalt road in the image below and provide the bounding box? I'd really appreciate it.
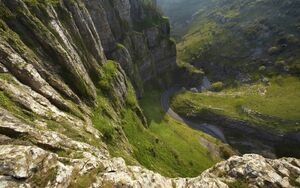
[161,88,227,143]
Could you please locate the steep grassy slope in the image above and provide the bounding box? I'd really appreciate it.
[92,73,233,177]
[137,88,234,177]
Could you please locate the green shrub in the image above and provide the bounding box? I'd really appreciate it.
[24,0,60,6]
[0,5,14,19]
[116,43,126,50]
[227,179,249,188]
[220,146,236,159]
[102,126,116,143]
[99,60,117,91]
[275,60,285,66]
[290,63,300,75]
[92,95,118,145]
[68,167,103,188]
[211,81,224,91]
[258,65,266,72]
[126,83,138,107]
[268,46,280,55]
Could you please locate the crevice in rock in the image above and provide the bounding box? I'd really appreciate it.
[0,127,27,139]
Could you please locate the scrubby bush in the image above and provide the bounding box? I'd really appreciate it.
[24,0,60,6]
[258,65,266,72]
[286,34,299,44]
[220,146,235,159]
[268,46,280,55]
[126,84,138,107]
[290,63,300,75]
[102,126,116,143]
[211,81,224,91]
[227,178,249,188]
[98,60,117,91]
[116,43,126,50]
[243,24,261,39]
[275,60,285,66]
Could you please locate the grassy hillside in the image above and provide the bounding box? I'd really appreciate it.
[175,0,300,80]
[171,76,300,133]
[157,0,214,38]
[92,63,233,177]
[122,88,234,177]
[159,0,300,80]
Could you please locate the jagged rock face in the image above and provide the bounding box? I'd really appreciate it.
[84,0,176,95]
[0,0,172,147]
[1,123,299,188]
[1,0,176,99]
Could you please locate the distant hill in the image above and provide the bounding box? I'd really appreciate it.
[159,0,300,82]
[157,0,215,38]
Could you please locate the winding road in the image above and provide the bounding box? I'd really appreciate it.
[161,88,227,143]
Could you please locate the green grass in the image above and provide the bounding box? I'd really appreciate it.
[0,74,100,148]
[91,83,234,177]
[128,88,232,177]
[227,179,249,188]
[92,94,119,144]
[31,166,58,187]
[91,89,225,177]
[91,59,230,177]
[0,87,39,125]
[171,0,300,81]
[99,60,118,91]
[177,60,204,75]
[24,0,60,6]
[171,76,300,133]
[116,43,126,50]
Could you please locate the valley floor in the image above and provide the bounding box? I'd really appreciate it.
[170,75,300,158]
[171,76,300,133]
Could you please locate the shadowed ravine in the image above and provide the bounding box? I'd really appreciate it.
[161,88,227,142]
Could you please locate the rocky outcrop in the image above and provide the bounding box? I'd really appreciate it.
[1,126,300,188]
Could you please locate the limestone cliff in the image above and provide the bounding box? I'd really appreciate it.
[0,0,299,188]
[91,0,176,95]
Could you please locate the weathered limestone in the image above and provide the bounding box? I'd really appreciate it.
[0,138,299,188]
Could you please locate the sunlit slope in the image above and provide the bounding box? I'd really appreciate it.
[171,76,300,133]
